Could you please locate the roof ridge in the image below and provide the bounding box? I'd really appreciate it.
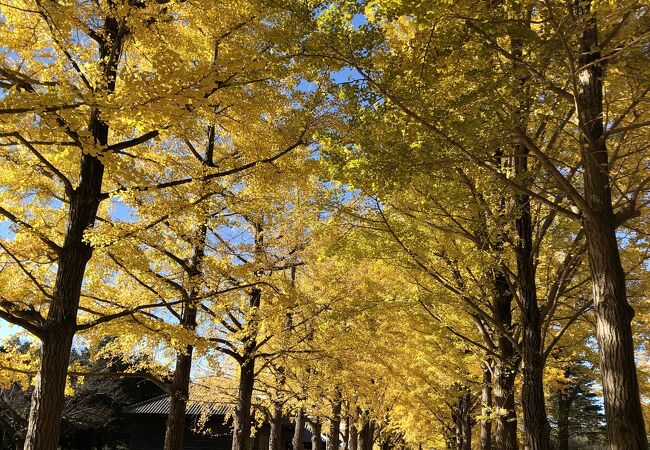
[126,394,169,410]
[127,394,234,416]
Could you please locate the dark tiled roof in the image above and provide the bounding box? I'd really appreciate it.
[127,395,232,416]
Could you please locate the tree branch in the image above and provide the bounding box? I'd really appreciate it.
[0,207,62,255]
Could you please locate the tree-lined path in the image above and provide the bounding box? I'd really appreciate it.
[0,1,648,449]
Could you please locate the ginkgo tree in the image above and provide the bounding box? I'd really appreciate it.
[0,0,648,450]
[304,1,649,448]
[0,0,322,448]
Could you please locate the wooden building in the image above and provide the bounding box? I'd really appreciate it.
[126,395,311,450]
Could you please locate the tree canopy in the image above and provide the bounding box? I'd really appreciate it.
[0,1,648,450]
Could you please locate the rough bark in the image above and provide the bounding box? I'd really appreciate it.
[513,49,550,448]
[573,3,648,448]
[232,351,256,450]
[23,15,124,450]
[312,421,325,450]
[327,395,342,450]
[232,289,261,450]
[492,271,519,450]
[163,304,198,450]
[24,334,75,450]
[293,409,306,450]
[269,403,283,450]
[348,423,358,450]
[452,391,472,450]
[358,418,373,450]
[343,415,350,450]
[480,361,492,450]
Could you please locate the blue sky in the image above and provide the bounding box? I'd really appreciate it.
[0,9,368,342]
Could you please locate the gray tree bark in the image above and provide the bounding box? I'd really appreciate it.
[293,409,306,450]
[573,2,647,448]
[269,403,283,450]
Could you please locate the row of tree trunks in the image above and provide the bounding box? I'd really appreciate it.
[572,3,648,449]
[23,14,126,450]
[451,390,472,450]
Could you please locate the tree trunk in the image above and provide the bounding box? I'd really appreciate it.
[312,421,325,450]
[163,305,197,450]
[269,403,283,450]
[164,219,206,450]
[343,415,350,450]
[24,16,124,449]
[513,71,550,450]
[492,271,519,450]
[358,418,373,450]
[348,423,358,450]
[492,343,518,450]
[328,395,342,450]
[573,3,647,448]
[24,332,75,450]
[232,351,256,450]
[460,414,471,450]
[232,288,261,450]
[515,182,549,450]
[293,409,306,450]
[481,361,492,450]
[556,391,571,450]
